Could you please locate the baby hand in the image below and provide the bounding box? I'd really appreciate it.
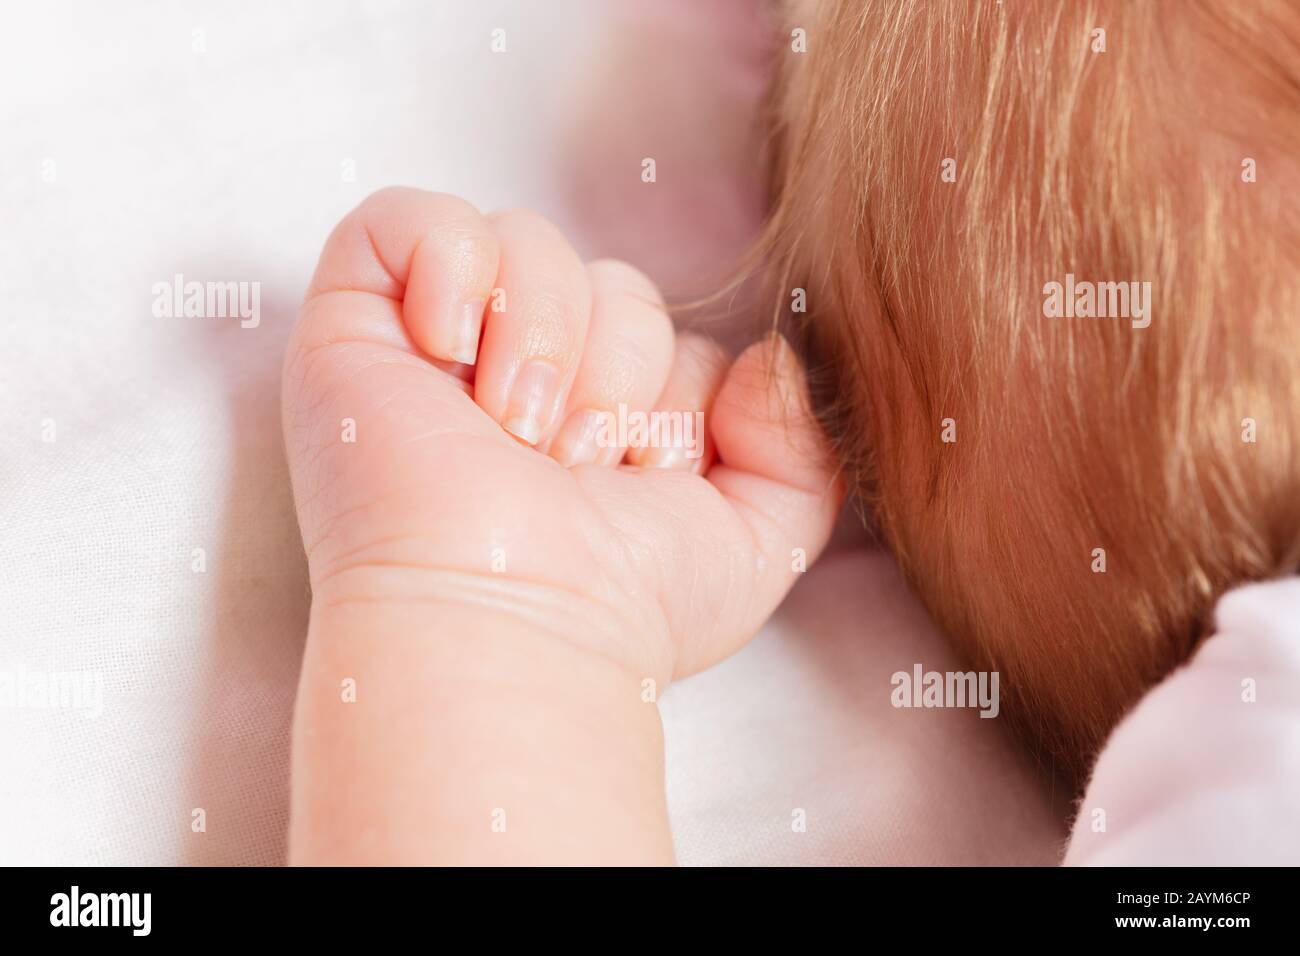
[281,188,842,863]
[283,187,843,683]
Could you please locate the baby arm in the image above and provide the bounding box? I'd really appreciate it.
[280,188,843,865]
[292,595,674,864]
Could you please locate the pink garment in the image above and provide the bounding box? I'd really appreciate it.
[1067,578,1300,865]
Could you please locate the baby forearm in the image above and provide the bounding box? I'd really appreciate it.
[288,596,675,865]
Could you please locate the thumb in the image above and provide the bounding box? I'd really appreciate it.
[672,334,846,675]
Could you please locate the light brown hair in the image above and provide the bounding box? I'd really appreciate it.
[762,0,1300,781]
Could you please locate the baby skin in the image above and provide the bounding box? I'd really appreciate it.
[281,187,843,864]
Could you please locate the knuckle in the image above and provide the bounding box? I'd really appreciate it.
[588,258,663,304]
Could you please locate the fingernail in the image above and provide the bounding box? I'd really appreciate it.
[638,445,690,470]
[449,300,484,364]
[502,361,561,445]
[551,409,612,467]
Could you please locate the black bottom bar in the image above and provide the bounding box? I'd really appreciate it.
[2,865,1281,942]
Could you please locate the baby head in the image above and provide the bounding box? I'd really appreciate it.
[762,0,1300,780]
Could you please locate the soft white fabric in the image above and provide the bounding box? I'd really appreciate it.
[664,550,1066,866]
[0,0,1064,865]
